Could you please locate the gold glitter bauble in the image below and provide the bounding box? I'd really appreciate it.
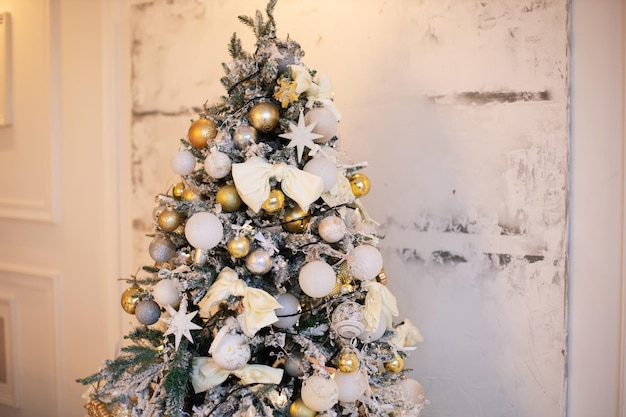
[384,355,404,373]
[188,118,218,149]
[338,350,359,373]
[376,267,388,285]
[121,285,145,315]
[216,184,242,212]
[227,236,250,258]
[349,173,371,198]
[172,182,185,198]
[282,205,310,233]
[247,102,280,133]
[289,398,317,417]
[261,189,285,213]
[85,398,112,417]
[157,209,182,232]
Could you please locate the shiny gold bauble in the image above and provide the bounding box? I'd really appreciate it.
[188,118,218,149]
[85,398,112,417]
[376,267,388,285]
[338,350,360,373]
[172,182,185,198]
[157,209,182,232]
[289,398,317,417]
[121,285,145,315]
[216,184,243,212]
[247,102,280,133]
[384,355,405,373]
[182,188,198,201]
[282,205,310,233]
[349,173,371,198]
[227,236,251,258]
[261,189,285,213]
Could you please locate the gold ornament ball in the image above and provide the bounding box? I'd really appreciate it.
[247,102,280,133]
[157,209,182,232]
[262,189,285,213]
[121,285,145,315]
[338,350,360,373]
[289,398,317,417]
[282,205,310,233]
[376,267,388,285]
[85,398,112,417]
[188,118,218,149]
[182,188,198,201]
[172,182,185,199]
[216,184,243,212]
[349,173,371,198]
[227,236,250,258]
[385,355,405,373]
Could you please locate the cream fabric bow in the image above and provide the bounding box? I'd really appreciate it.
[231,157,324,212]
[363,280,399,332]
[191,357,284,393]
[391,318,424,348]
[198,267,282,337]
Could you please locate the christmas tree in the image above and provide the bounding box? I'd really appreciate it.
[79,2,426,416]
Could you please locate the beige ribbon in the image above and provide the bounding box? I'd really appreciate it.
[191,357,284,393]
[198,267,282,337]
[391,318,424,348]
[363,280,399,332]
[231,157,324,213]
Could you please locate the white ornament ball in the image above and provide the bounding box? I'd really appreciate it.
[298,260,336,298]
[274,293,301,329]
[357,311,386,343]
[349,244,383,281]
[204,150,232,179]
[304,107,338,143]
[334,370,368,403]
[303,157,338,192]
[398,378,426,406]
[152,279,181,307]
[184,212,224,250]
[246,248,273,275]
[211,333,251,371]
[318,215,347,243]
[301,375,339,412]
[170,150,196,175]
[332,301,366,339]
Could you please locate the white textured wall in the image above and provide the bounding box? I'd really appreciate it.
[129,1,569,416]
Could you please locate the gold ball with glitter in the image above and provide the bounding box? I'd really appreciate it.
[85,398,112,417]
[216,184,243,212]
[262,189,285,213]
[376,267,388,285]
[187,118,218,149]
[227,236,250,258]
[338,350,360,373]
[289,398,317,417]
[172,182,185,199]
[157,209,182,232]
[121,285,145,315]
[247,102,280,133]
[384,355,405,373]
[282,205,310,233]
[349,173,371,198]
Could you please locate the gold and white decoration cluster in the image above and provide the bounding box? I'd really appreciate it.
[79,2,426,416]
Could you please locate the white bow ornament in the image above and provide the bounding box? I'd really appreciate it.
[232,157,324,213]
[198,267,282,337]
[191,357,284,393]
[362,280,399,332]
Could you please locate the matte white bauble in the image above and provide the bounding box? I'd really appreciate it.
[298,260,336,298]
[204,150,232,179]
[211,333,251,371]
[398,378,426,406]
[304,107,338,143]
[357,311,386,343]
[318,215,347,243]
[152,279,181,307]
[273,293,301,329]
[170,150,196,175]
[348,244,383,281]
[184,212,224,250]
[334,370,367,403]
[301,375,339,412]
[246,248,273,275]
[303,157,338,192]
